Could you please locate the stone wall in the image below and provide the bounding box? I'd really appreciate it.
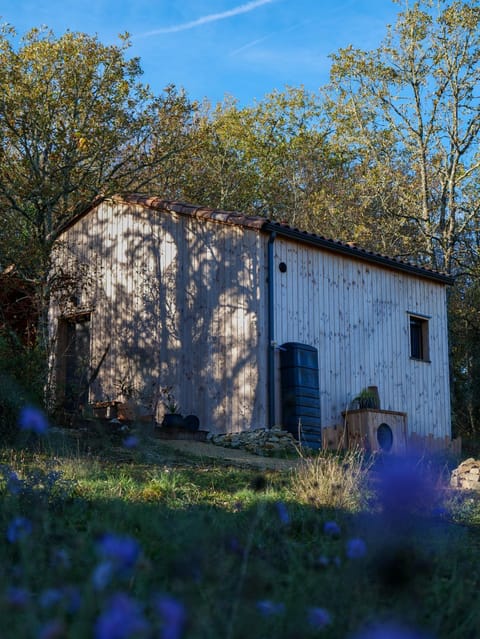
[450,458,480,491]
[208,428,299,457]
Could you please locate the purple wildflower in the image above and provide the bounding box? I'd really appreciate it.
[92,561,114,591]
[256,600,286,616]
[275,501,290,525]
[63,586,82,614]
[351,622,434,639]
[316,555,330,568]
[6,471,24,495]
[154,595,186,639]
[37,619,65,639]
[376,456,438,521]
[307,607,332,629]
[96,533,141,570]
[6,586,30,607]
[95,593,148,639]
[346,538,367,559]
[323,521,341,537]
[39,589,63,609]
[51,548,70,570]
[19,406,48,434]
[7,516,32,543]
[123,435,139,449]
[227,536,244,556]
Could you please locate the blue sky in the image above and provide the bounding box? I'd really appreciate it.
[0,0,400,106]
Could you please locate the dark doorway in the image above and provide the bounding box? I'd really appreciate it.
[58,314,91,411]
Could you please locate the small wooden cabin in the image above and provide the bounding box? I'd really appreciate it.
[49,194,453,445]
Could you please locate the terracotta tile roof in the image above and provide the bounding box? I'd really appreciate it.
[115,193,267,231]
[63,193,453,285]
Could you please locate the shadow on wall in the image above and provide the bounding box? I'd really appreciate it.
[49,203,266,433]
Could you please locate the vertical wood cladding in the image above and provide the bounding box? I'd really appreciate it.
[272,238,451,438]
[49,198,451,439]
[50,200,268,433]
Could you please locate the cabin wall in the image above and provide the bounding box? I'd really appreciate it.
[49,200,268,433]
[272,237,451,438]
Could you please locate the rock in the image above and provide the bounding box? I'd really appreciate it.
[209,427,298,457]
[450,458,480,491]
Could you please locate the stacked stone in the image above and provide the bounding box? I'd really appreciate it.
[208,427,298,457]
[450,458,480,491]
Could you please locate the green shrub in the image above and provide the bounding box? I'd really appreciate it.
[0,331,46,442]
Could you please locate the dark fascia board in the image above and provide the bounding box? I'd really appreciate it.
[264,222,454,286]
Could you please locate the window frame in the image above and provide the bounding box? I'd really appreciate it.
[408,313,430,363]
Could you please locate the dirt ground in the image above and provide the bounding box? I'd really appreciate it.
[157,439,304,472]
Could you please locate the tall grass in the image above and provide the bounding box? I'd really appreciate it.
[293,447,374,511]
[1,424,480,639]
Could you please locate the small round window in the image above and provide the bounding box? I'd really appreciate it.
[279,262,287,273]
[377,423,393,452]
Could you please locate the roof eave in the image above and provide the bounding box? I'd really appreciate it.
[264,222,454,285]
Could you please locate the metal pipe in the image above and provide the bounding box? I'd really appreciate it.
[267,231,277,429]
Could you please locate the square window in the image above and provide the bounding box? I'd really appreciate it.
[409,315,429,361]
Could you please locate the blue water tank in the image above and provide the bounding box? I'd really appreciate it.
[280,342,322,449]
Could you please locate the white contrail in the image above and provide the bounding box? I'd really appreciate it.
[140,0,277,37]
[230,20,310,56]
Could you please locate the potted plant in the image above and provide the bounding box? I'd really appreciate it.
[161,388,184,428]
[353,387,380,410]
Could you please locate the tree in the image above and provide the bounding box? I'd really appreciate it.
[173,87,350,235]
[326,0,480,438]
[327,0,480,274]
[0,26,195,346]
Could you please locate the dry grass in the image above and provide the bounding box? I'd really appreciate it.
[292,447,374,511]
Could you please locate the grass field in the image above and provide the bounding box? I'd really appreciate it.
[1,421,479,639]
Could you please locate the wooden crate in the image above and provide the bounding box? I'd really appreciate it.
[321,424,347,450]
[343,409,408,455]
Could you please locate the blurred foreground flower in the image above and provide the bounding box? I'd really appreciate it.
[275,501,290,525]
[5,586,30,608]
[256,599,285,616]
[351,621,434,639]
[123,435,139,449]
[38,619,65,639]
[93,533,141,590]
[307,607,332,629]
[6,470,24,495]
[96,533,141,570]
[375,456,438,522]
[154,595,186,639]
[92,562,114,591]
[323,520,341,537]
[7,516,32,543]
[19,406,48,434]
[346,538,367,559]
[95,593,148,639]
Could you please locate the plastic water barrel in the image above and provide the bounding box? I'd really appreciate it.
[279,342,322,449]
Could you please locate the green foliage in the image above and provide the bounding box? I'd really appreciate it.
[449,276,480,438]
[0,331,45,441]
[175,87,347,233]
[327,0,480,273]
[0,27,195,248]
[0,26,197,352]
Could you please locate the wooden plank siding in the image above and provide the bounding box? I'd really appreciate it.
[272,237,451,439]
[49,195,452,440]
[49,200,268,433]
